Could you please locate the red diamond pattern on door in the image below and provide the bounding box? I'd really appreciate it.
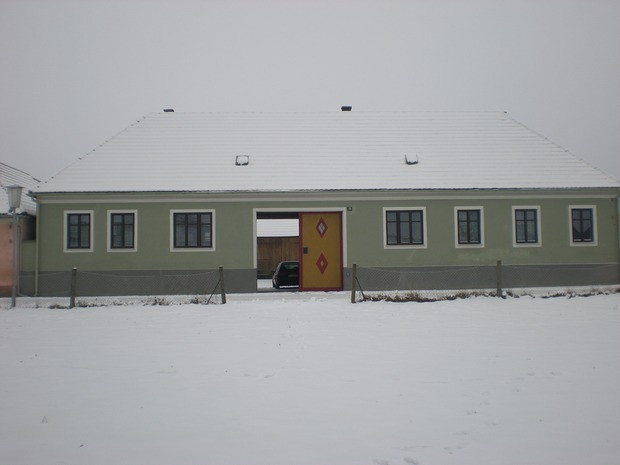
[316,218,328,238]
[316,253,329,274]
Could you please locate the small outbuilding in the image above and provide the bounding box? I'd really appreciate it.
[1,163,39,297]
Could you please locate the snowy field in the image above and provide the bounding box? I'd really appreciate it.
[1,293,619,465]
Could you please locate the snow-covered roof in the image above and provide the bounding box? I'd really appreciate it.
[0,163,39,215]
[37,111,619,194]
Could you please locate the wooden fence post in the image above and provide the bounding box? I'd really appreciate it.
[496,260,503,298]
[219,266,227,304]
[69,267,77,308]
[350,264,357,304]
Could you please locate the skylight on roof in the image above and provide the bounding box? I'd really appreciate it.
[235,155,250,166]
[405,154,419,165]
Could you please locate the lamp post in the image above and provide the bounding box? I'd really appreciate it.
[6,185,22,308]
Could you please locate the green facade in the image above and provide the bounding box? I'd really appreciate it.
[30,189,619,294]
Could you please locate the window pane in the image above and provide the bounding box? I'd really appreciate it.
[175,224,185,247]
[69,225,79,248]
[124,226,134,247]
[515,210,524,221]
[399,222,410,243]
[188,214,198,225]
[469,222,480,243]
[411,222,422,243]
[202,230,211,247]
[80,224,90,247]
[112,224,123,247]
[387,222,397,244]
[124,214,134,225]
[458,222,468,243]
[516,223,525,242]
[187,224,198,246]
[458,211,467,221]
[526,224,537,242]
[386,211,397,222]
[399,211,410,222]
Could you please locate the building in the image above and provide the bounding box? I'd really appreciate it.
[29,110,620,295]
[0,163,39,297]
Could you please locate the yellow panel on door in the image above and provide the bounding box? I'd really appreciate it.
[299,212,343,290]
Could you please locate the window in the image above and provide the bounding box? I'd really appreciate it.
[455,207,484,247]
[513,206,541,246]
[64,211,93,252]
[172,211,214,249]
[570,206,596,245]
[385,208,425,246]
[108,211,137,251]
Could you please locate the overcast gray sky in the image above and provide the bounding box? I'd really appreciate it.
[2,0,619,182]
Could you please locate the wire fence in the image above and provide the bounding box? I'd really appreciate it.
[351,262,619,302]
[14,262,619,306]
[19,267,226,307]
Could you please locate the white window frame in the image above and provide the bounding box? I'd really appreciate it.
[512,205,542,248]
[107,209,138,253]
[569,205,598,247]
[170,209,216,252]
[63,210,94,253]
[383,206,428,249]
[454,206,485,248]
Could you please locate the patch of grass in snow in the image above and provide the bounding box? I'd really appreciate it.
[37,295,214,309]
[48,303,69,309]
[362,290,494,303]
[506,287,619,299]
[363,286,619,303]
[142,296,170,306]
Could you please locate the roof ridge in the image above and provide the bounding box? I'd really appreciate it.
[0,162,41,183]
[505,114,620,183]
[40,113,152,187]
[151,109,507,115]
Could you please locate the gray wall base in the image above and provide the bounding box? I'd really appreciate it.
[21,268,257,297]
[347,263,619,292]
[21,263,619,297]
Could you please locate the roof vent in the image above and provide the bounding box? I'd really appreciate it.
[341,106,352,112]
[405,154,419,165]
[235,155,250,166]
[163,108,175,112]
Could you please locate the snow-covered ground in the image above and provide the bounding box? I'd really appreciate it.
[1,293,619,465]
